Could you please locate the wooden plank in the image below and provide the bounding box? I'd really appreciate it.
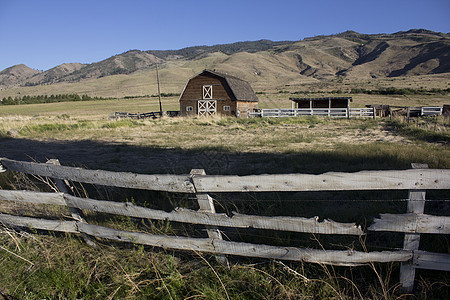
[212,240,412,266]
[63,194,363,235]
[0,213,78,233]
[0,213,413,267]
[46,159,83,221]
[0,190,363,235]
[78,223,215,252]
[0,190,66,206]
[46,159,96,247]
[369,213,450,234]
[230,213,363,235]
[0,158,195,193]
[192,169,450,193]
[414,251,450,272]
[2,158,449,194]
[190,169,228,265]
[76,223,412,266]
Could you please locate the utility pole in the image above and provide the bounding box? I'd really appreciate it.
[156,63,163,116]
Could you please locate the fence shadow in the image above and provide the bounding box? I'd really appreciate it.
[0,137,419,175]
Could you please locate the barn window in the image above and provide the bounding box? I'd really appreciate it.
[223,105,230,111]
[203,85,212,99]
[186,106,193,111]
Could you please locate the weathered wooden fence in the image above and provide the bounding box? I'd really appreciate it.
[113,111,162,120]
[0,158,449,293]
[113,111,180,119]
[249,108,375,118]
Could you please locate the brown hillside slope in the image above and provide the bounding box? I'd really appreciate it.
[0,64,41,88]
[62,50,164,82]
[0,29,449,97]
[25,63,86,86]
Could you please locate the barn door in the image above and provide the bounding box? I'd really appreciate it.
[198,100,217,117]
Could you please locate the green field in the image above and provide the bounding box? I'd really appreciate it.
[0,97,180,118]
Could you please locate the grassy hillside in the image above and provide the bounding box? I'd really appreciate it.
[1,29,449,99]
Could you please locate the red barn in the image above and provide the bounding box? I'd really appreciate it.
[179,70,258,117]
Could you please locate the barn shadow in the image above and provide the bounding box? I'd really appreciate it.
[0,136,418,176]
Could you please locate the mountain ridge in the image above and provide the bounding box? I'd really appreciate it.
[1,29,449,90]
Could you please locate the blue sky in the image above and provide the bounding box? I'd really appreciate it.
[0,0,449,71]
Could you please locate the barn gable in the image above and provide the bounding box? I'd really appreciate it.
[179,70,258,117]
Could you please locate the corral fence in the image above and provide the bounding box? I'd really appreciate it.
[112,111,181,120]
[0,158,449,293]
[249,106,445,119]
[113,111,161,120]
[370,106,445,118]
[249,108,376,118]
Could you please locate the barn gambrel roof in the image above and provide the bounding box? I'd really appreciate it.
[179,70,259,102]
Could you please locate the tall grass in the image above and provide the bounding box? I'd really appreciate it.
[1,227,448,299]
[387,118,450,144]
[19,121,93,135]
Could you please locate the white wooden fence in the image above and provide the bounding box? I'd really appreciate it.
[249,108,375,118]
[421,107,443,116]
[0,158,449,293]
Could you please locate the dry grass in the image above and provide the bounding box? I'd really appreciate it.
[0,97,449,299]
[1,216,448,299]
[1,113,446,151]
[1,111,449,176]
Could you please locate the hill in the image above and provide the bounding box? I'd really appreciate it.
[0,64,41,88]
[23,63,86,86]
[0,29,449,97]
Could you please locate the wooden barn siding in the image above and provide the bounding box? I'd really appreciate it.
[236,101,258,118]
[180,74,236,117]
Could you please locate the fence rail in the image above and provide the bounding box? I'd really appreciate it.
[0,157,449,293]
[113,111,181,119]
[421,106,443,116]
[114,111,162,120]
[249,108,375,118]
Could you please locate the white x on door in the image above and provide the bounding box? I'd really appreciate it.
[203,85,213,99]
[198,100,217,117]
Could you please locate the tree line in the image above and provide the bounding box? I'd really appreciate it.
[0,94,108,105]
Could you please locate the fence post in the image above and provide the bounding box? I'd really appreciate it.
[190,169,229,266]
[399,163,428,293]
[407,107,411,125]
[46,159,96,247]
